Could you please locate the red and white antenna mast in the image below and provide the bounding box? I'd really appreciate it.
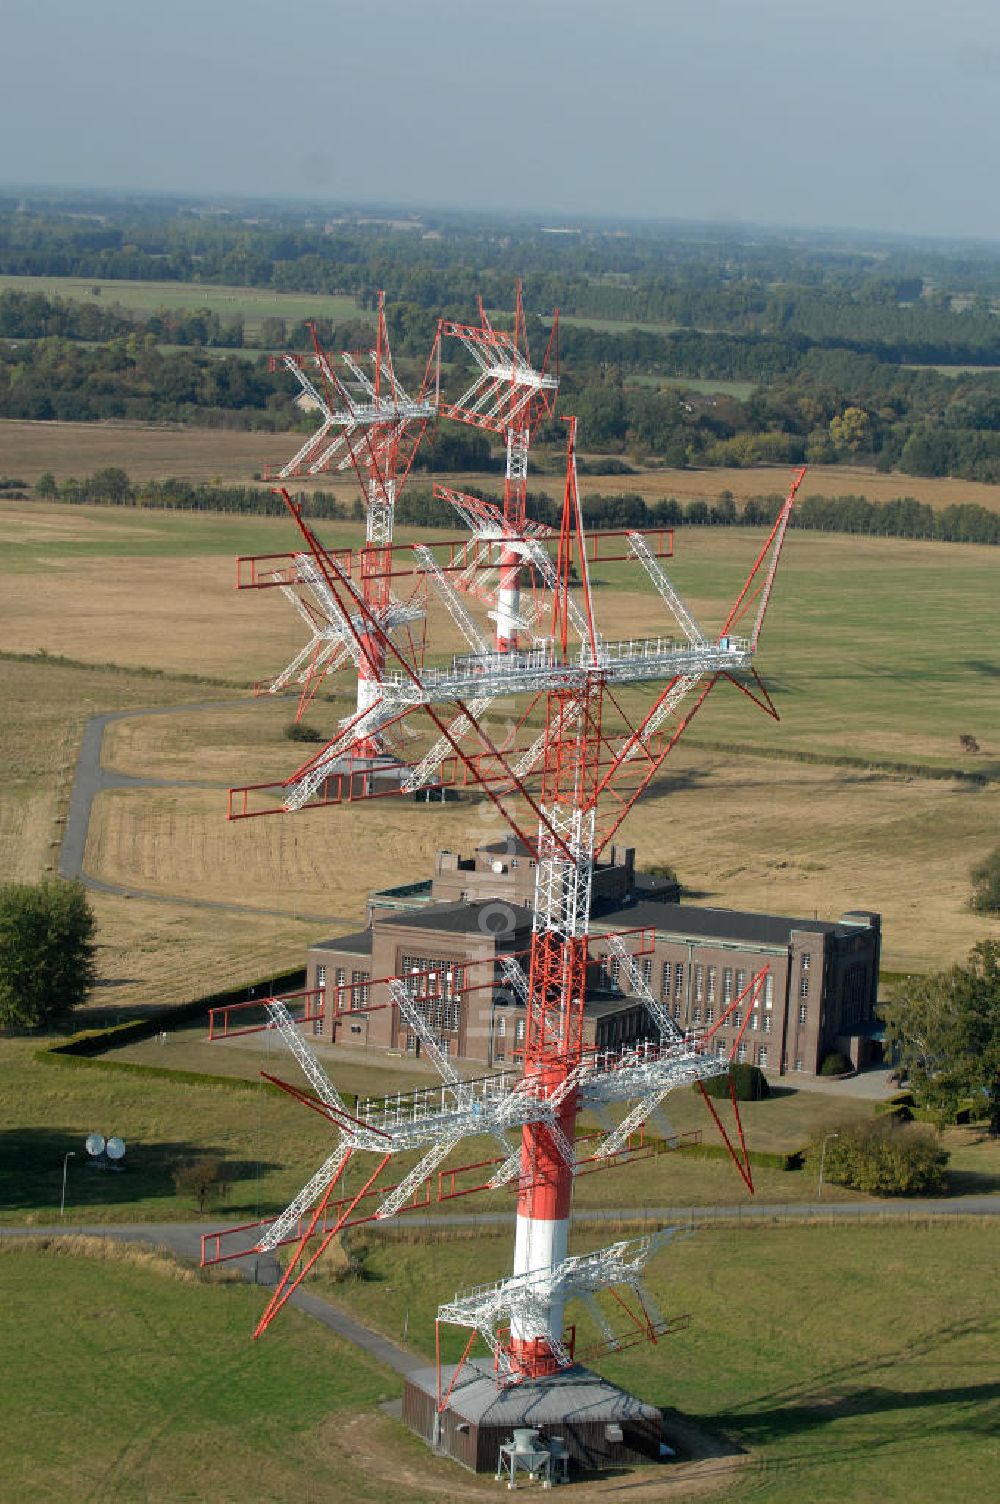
[255,295,438,748]
[439,283,558,651]
[207,446,805,1390]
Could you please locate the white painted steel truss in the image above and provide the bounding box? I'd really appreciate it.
[272,348,435,481]
[437,1229,687,1381]
[260,552,423,700]
[248,988,727,1255]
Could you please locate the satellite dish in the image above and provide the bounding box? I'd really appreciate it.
[106,1136,126,1162]
[85,1133,106,1157]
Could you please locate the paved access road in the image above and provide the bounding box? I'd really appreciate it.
[59,699,348,925]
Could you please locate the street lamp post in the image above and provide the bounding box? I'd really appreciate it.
[60,1151,76,1218]
[817,1132,839,1199]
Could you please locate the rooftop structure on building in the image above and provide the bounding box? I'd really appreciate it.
[306,836,880,1077]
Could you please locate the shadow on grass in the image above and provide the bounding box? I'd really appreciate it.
[711,1378,1000,1450]
[964,658,1000,680]
[0,1127,278,1216]
[703,1317,999,1457]
[946,1166,1000,1195]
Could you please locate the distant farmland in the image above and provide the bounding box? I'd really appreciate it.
[4,417,1000,514]
[0,274,367,340]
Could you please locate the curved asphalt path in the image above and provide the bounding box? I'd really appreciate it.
[3,1198,996,1374]
[58,699,349,925]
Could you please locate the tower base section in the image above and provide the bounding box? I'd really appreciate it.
[403,1360,664,1475]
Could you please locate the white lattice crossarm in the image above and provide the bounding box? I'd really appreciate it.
[294,555,360,665]
[593,1089,675,1159]
[514,536,592,644]
[375,1133,464,1220]
[257,1145,352,1252]
[487,1148,522,1189]
[262,600,350,696]
[506,702,581,785]
[497,954,529,1005]
[401,694,494,793]
[442,323,558,435]
[283,699,402,810]
[619,672,704,763]
[436,1230,685,1370]
[294,553,424,659]
[604,933,682,1043]
[264,1000,349,1113]
[582,1292,619,1349]
[626,532,707,646]
[542,1117,577,1171]
[380,636,750,709]
[414,545,490,656]
[578,1040,728,1110]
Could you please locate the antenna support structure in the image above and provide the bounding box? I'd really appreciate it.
[204,348,804,1425]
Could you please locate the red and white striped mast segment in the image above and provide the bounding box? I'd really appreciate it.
[438,283,558,651]
[206,445,804,1381]
[261,294,438,744]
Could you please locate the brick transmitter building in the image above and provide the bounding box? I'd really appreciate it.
[305,835,881,1078]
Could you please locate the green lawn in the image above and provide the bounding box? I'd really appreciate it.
[2,1221,995,1500]
[0,1239,413,1502]
[0,273,367,339]
[544,311,683,335]
[325,1219,999,1504]
[628,374,759,399]
[5,1030,998,1226]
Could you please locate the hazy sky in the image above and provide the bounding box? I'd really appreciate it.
[3,0,1000,240]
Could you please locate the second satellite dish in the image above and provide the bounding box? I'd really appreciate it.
[106,1136,126,1162]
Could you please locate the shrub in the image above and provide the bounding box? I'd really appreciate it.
[698,1063,770,1101]
[285,722,326,743]
[644,861,681,894]
[970,847,1000,914]
[820,1050,852,1076]
[172,1157,230,1211]
[807,1120,948,1196]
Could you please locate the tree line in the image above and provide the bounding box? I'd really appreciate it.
[34,468,1000,547]
[7,200,1000,365]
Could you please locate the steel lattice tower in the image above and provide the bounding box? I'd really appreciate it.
[253,294,438,745]
[438,283,558,651]
[207,430,805,1393]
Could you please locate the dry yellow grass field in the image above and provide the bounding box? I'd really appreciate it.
[2,496,998,1014]
[0,656,223,885]
[85,892,317,1015]
[4,418,1000,511]
[0,419,292,484]
[84,785,479,926]
[84,744,1000,973]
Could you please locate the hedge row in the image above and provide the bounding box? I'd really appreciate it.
[676,1141,804,1172]
[874,1090,975,1127]
[35,967,307,1089]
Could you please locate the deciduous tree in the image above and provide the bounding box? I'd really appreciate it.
[0,879,96,1031]
[882,941,1000,1124]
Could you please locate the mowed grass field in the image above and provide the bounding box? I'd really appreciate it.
[0,273,367,339]
[325,1220,999,1504]
[0,1240,425,1504]
[1,1026,935,1227]
[3,1224,994,1503]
